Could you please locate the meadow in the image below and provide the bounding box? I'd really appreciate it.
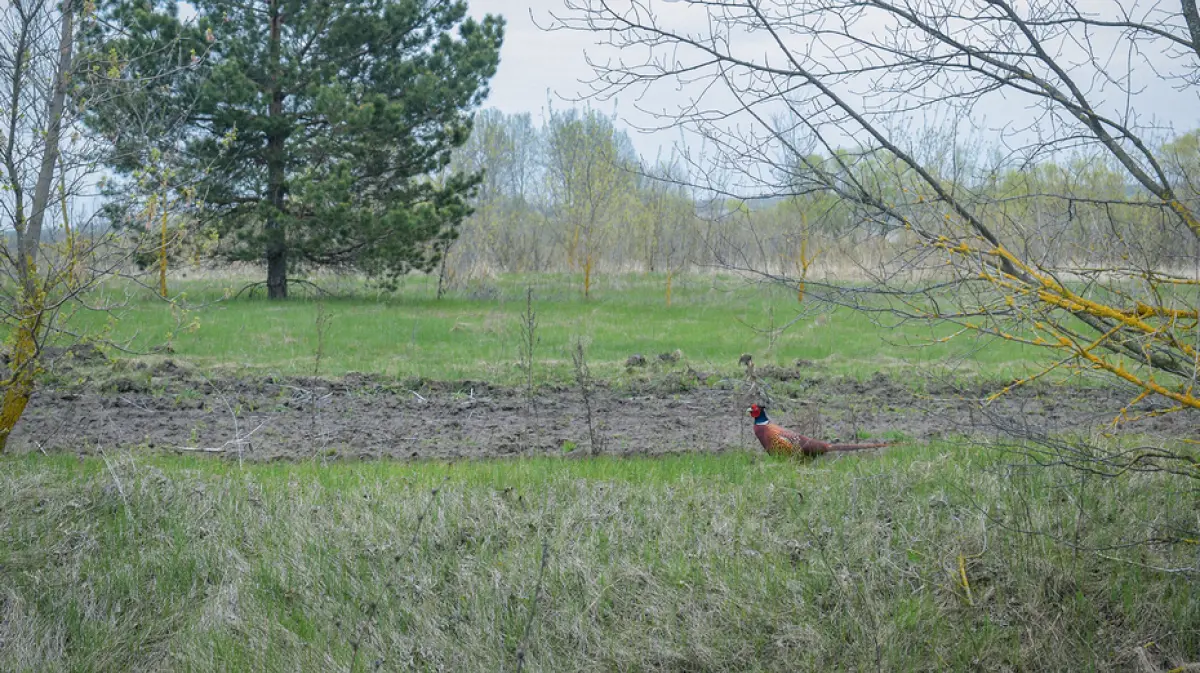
[72,272,1042,383]
[2,272,1197,671]
[3,443,1196,671]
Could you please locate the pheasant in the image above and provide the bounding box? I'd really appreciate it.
[747,403,889,457]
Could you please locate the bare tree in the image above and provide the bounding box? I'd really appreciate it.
[0,0,78,447]
[0,0,200,451]
[552,0,1200,471]
[637,156,699,303]
[543,106,638,297]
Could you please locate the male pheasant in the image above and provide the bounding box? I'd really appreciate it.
[748,403,889,457]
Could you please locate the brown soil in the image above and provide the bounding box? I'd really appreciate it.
[9,360,1196,460]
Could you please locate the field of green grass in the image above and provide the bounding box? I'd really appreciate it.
[4,272,1197,671]
[3,443,1196,671]
[68,272,1043,383]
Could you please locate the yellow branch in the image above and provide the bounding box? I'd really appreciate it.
[1167,199,1200,239]
[159,192,169,299]
[987,245,1198,359]
[958,554,973,606]
[58,170,78,289]
[1112,388,1153,426]
[1073,347,1200,411]
[1033,288,1198,362]
[1127,302,1198,320]
[929,239,1200,415]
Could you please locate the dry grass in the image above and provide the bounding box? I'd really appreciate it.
[2,443,1197,671]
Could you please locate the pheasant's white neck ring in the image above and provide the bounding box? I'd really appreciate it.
[754,417,770,425]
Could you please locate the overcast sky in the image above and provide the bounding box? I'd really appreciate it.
[173,1,1200,169]
[467,0,592,111]
[469,0,1200,167]
[466,0,688,159]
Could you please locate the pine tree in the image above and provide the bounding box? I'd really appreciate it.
[87,0,503,298]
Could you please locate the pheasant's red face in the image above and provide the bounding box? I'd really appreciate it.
[748,404,762,418]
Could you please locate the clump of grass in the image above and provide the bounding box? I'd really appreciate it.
[311,300,331,377]
[1,444,1196,671]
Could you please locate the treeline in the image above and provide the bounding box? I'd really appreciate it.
[442,107,696,295]
[440,108,1200,291]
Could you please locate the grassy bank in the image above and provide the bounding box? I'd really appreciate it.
[2,443,1196,671]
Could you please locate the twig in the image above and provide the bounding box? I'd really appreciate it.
[571,338,602,455]
[118,396,153,412]
[407,477,449,551]
[515,539,550,673]
[312,300,331,377]
[197,371,256,466]
[98,448,133,523]
[518,286,539,409]
[174,421,266,454]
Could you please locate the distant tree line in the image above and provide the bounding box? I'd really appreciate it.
[442,108,1200,295]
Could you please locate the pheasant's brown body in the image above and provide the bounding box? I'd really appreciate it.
[748,404,889,457]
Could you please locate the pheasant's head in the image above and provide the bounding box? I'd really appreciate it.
[747,404,768,424]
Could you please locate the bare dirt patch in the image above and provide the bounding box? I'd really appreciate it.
[10,361,1196,460]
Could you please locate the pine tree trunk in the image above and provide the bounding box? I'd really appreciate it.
[266,238,287,299]
[265,0,288,300]
[436,244,450,299]
[265,135,287,299]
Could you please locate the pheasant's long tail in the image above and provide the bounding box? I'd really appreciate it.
[825,442,890,452]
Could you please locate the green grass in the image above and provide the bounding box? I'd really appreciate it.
[15,271,1196,670]
[2,444,1196,671]
[66,272,1043,384]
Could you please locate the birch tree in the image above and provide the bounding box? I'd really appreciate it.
[0,0,189,451]
[543,107,636,298]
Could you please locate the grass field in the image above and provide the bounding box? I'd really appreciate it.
[4,272,1197,671]
[2,443,1197,671]
[67,272,1043,383]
